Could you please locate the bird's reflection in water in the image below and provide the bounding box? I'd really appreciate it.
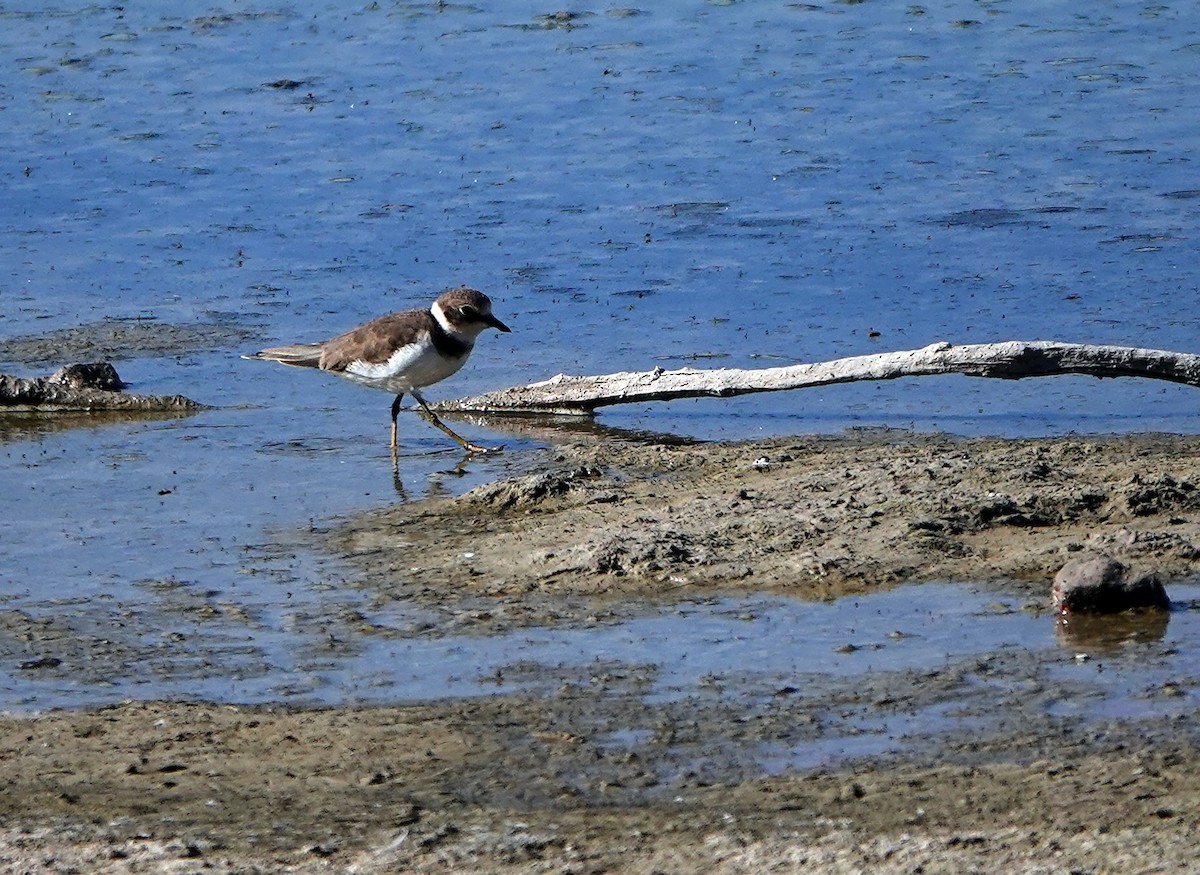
[382,411,701,501]
[390,447,477,499]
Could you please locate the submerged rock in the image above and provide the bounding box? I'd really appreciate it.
[1052,554,1169,614]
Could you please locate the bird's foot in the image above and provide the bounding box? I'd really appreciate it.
[463,442,504,456]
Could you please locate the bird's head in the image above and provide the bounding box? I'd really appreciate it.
[434,287,511,338]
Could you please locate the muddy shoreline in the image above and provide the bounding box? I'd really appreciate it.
[3,697,1199,874]
[325,431,1200,629]
[5,432,1200,872]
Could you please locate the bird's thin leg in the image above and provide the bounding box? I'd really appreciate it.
[411,391,501,455]
[390,394,404,452]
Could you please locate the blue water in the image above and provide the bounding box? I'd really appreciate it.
[3,1,1199,437]
[4,1,1200,744]
[5,582,1046,710]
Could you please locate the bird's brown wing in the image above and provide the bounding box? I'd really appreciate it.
[317,309,430,373]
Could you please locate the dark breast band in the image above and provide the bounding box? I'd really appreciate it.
[428,317,471,359]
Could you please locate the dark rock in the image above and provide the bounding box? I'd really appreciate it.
[466,467,604,510]
[972,494,1055,527]
[1125,474,1200,517]
[1051,554,1169,614]
[1,362,203,411]
[48,361,126,391]
[976,494,1020,524]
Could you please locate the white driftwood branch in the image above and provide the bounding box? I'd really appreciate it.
[446,341,1200,416]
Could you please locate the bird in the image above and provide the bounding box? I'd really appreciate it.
[244,286,511,454]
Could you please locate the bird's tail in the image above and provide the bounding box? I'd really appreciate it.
[242,344,323,367]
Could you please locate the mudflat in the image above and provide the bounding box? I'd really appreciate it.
[4,432,1200,873]
[331,430,1200,610]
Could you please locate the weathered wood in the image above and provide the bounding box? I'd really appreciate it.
[0,363,203,412]
[445,341,1200,416]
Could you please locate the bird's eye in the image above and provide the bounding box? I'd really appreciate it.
[459,306,477,318]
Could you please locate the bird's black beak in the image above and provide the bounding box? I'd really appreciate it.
[486,313,511,333]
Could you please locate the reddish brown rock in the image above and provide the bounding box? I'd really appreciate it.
[1052,555,1169,614]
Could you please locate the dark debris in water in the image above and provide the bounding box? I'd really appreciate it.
[647,201,731,219]
[18,656,63,671]
[524,11,594,31]
[933,206,1095,229]
[263,78,314,91]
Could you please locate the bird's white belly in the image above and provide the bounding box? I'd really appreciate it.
[341,342,470,394]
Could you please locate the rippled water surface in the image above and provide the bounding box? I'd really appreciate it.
[4,1,1199,432]
[4,1,1200,743]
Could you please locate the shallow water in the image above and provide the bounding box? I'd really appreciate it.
[3,1,1200,767]
[6,582,1200,771]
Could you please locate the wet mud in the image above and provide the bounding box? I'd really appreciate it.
[3,695,1200,874]
[5,433,1200,872]
[327,431,1200,623]
[0,319,259,369]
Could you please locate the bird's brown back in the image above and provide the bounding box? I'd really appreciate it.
[317,309,431,372]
